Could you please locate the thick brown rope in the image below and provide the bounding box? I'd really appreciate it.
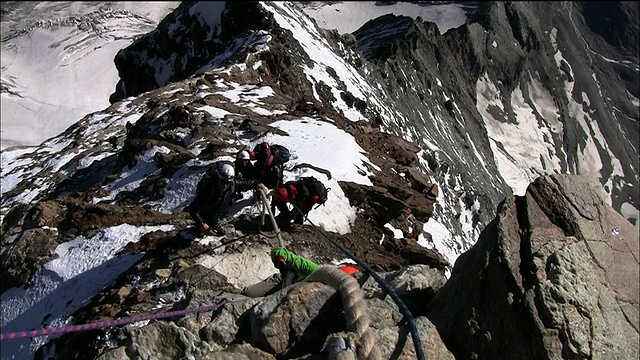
[306,266,381,360]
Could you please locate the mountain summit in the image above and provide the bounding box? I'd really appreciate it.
[1,1,638,359]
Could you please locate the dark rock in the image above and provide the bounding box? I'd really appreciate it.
[1,228,59,293]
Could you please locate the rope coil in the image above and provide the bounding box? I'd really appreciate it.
[307,266,381,360]
[300,211,427,360]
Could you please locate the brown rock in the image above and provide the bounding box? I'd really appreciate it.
[427,175,640,360]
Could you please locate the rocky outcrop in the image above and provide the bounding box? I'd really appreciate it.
[0,227,60,292]
[110,2,275,102]
[36,258,452,359]
[353,11,507,226]
[426,174,640,359]
[581,2,639,57]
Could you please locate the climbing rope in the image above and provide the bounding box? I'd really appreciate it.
[0,300,226,341]
[306,266,381,360]
[257,186,284,247]
[254,188,426,359]
[302,213,427,360]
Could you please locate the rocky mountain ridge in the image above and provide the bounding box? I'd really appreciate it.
[0,1,638,359]
[107,1,639,240]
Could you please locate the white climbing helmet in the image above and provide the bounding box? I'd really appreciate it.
[217,163,235,182]
[237,150,250,160]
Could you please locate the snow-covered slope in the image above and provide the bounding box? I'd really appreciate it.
[0,1,474,150]
[0,2,180,149]
[297,1,474,34]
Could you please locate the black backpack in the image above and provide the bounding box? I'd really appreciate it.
[270,144,291,165]
[300,176,328,205]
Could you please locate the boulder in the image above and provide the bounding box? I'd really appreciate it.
[427,174,639,359]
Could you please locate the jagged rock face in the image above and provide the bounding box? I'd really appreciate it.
[110,1,275,102]
[581,2,639,57]
[36,257,452,359]
[352,12,509,223]
[0,227,60,291]
[352,1,639,228]
[426,174,640,359]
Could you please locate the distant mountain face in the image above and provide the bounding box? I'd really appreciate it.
[0,1,638,359]
[0,1,180,149]
[347,1,639,221]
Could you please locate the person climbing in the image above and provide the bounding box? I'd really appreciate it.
[249,142,290,189]
[187,161,260,236]
[242,247,319,297]
[242,247,360,297]
[271,177,328,228]
[234,150,256,180]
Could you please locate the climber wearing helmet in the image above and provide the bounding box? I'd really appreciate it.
[187,160,258,236]
[234,150,256,180]
[248,141,284,189]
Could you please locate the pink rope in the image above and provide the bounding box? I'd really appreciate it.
[0,301,226,341]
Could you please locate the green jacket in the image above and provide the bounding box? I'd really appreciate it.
[270,247,319,278]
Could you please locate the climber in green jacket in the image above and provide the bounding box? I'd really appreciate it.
[270,247,319,278]
[242,247,319,297]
